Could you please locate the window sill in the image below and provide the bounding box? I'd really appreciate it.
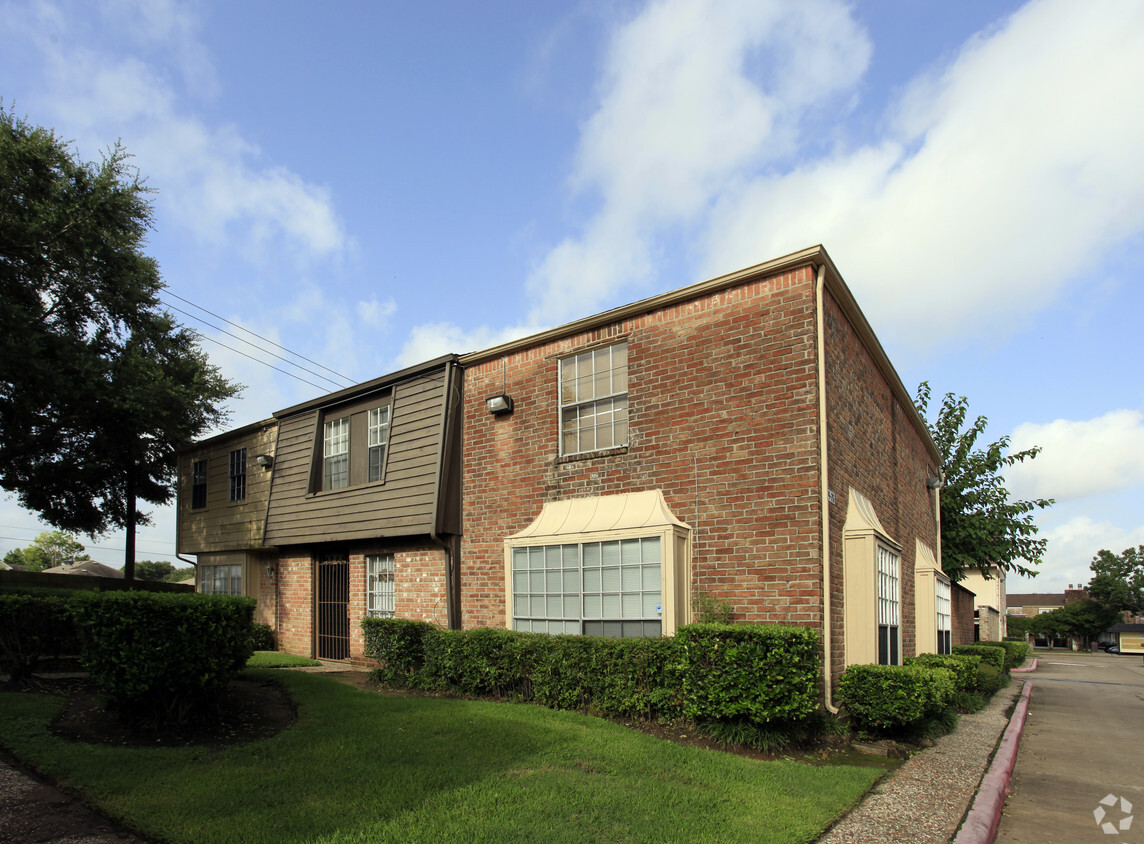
[556,446,629,465]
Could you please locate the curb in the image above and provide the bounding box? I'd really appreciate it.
[953,680,1033,844]
[1011,659,1038,674]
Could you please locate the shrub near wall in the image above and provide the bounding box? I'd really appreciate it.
[905,653,981,693]
[837,664,956,733]
[980,640,1029,668]
[71,591,255,726]
[0,590,78,681]
[952,644,1007,671]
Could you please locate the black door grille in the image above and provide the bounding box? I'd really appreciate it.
[317,554,350,660]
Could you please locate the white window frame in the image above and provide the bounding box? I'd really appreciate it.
[558,342,628,457]
[511,537,663,638]
[200,564,242,596]
[367,406,390,483]
[366,554,395,618]
[936,575,952,655]
[877,544,900,665]
[323,416,350,490]
[229,448,247,502]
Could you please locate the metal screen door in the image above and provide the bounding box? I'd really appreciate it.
[316,553,350,660]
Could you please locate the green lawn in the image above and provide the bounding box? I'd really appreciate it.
[0,670,881,843]
[246,651,323,668]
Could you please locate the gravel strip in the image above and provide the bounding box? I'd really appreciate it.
[819,680,1025,844]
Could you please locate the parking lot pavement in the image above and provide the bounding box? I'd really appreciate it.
[997,651,1144,842]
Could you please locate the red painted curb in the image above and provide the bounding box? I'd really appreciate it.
[953,681,1033,844]
[1011,658,1038,673]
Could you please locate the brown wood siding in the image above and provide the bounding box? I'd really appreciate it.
[177,423,277,554]
[264,369,448,545]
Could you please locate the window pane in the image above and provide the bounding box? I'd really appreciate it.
[546,596,562,617]
[369,445,385,482]
[622,593,641,618]
[562,570,578,592]
[620,538,641,565]
[603,594,621,616]
[583,568,601,592]
[583,543,601,567]
[513,548,528,570]
[642,593,660,616]
[546,570,561,592]
[641,537,661,562]
[601,542,620,565]
[602,567,621,591]
[621,565,640,591]
[642,565,661,590]
[584,594,601,617]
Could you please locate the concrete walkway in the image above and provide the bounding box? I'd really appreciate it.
[997,651,1144,842]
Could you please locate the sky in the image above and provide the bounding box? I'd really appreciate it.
[2,0,1143,595]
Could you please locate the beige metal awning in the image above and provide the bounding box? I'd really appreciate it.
[509,489,689,540]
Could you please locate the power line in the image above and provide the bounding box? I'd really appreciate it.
[190,331,333,392]
[161,290,353,385]
[164,301,347,390]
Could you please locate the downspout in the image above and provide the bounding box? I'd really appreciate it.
[815,263,839,713]
[429,360,461,629]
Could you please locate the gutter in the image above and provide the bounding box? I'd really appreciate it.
[429,360,463,630]
[815,263,839,714]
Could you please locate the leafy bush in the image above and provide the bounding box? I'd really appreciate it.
[952,690,989,713]
[973,662,1005,696]
[0,590,79,681]
[71,591,254,726]
[677,624,819,724]
[952,643,1006,671]
[837,664,956,734]
[980,639,1029,668]
[905,653,981,693]
[362,617,434,686]
[250,622,275,652]
[692,590,734,624]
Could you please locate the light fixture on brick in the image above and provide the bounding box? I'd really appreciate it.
[486,394,514,415]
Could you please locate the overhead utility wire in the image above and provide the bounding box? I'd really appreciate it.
[189,332,332,392]
[163,301,347,391]
[162,290,354,385]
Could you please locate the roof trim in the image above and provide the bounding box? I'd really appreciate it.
[273,353,459,419]
[182,417,276,452]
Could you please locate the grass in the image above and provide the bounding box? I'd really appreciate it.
[245,651,322,668]
[0,670,881,843]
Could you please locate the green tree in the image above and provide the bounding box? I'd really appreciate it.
[29,530,90,568]
[128,560,176,582]
[1005,614,1036,640]
[2,546,47,571]
[0,106,240,578]
[1031,599,1121,649]
[914,383,1053,582]
[1087,546,1144,615]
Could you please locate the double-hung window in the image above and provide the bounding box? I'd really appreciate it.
[366,554,395,618]
[229,448,247,502]
[936,576,952,655]
[877,545,901,665]
[368,407,390,483]
[191,460,208,509]
[200,564,242,596]
[512,537,663,638]
[323,417,350,490]
[559,342,628,456]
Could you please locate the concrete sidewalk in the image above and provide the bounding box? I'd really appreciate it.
[997,652,1144,842]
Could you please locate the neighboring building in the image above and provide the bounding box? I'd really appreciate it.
[1107,622,1144,654]
[176,245,948,707]
[40,560,124,578]
[1008,585,1089,618]
[960,566,1007,639]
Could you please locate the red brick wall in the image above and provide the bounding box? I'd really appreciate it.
[270,541,447,660]
[952,582,976,646]
[822,287,940,686]
[460,265,824,631]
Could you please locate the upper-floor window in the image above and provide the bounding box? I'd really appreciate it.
[559,342,628,456]
[191,460,207,509]
[877,544,901,665]
[315,395,393,492]
[229,448,247,502]
[936,576,952,654]
[323,417,350,490]
[368,407,390,483]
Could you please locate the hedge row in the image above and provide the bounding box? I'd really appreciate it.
[952,643,1007,671]
[362,619,820,725]
[0,589,255,726]
[980,639,1029,668]
[905,653,981,693]
[837,664,956,733]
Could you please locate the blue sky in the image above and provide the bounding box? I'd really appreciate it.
[3,0,1143,595]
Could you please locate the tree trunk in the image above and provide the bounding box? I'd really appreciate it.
[124,470,136,583]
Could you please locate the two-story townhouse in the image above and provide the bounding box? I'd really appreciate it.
[457,245,945,706]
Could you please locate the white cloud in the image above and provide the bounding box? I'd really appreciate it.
[1009,514,1144,594]
[526,0,870,325]
[1007,410,1144,502]
[396,321,543,370]
[701,0,1144,352]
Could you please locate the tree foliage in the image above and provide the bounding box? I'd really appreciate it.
[915,383,1053,582]
[2,530,90,571]
[1030,599,1121,647]
[0,106,240,573]
[1087,545,1144,615]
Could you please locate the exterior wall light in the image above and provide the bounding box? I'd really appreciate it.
[486,394,514,415]
[256,453,274,469]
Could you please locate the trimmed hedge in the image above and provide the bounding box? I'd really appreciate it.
[952,643,1006,671]
[0,590,79,681]
[362,619,818,725]
[980,639,1029,669]
[837,664,956,733]
[250,622,276,652]
[905,653,981,693]
[71,591,255,725]
[677,623,819,724]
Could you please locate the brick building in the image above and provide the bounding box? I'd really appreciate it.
[177,245,949,706]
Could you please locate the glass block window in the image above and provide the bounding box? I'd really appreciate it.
[559,343,628,456]
[512,536,661,638]
[877,545,900,665]
[200,564,242,596]
[366,554,395,618]
[368,406,390,483]
[323,416,350,490]
[229,448,246,502]
[191,459,207,509]
[936,575,952,655]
